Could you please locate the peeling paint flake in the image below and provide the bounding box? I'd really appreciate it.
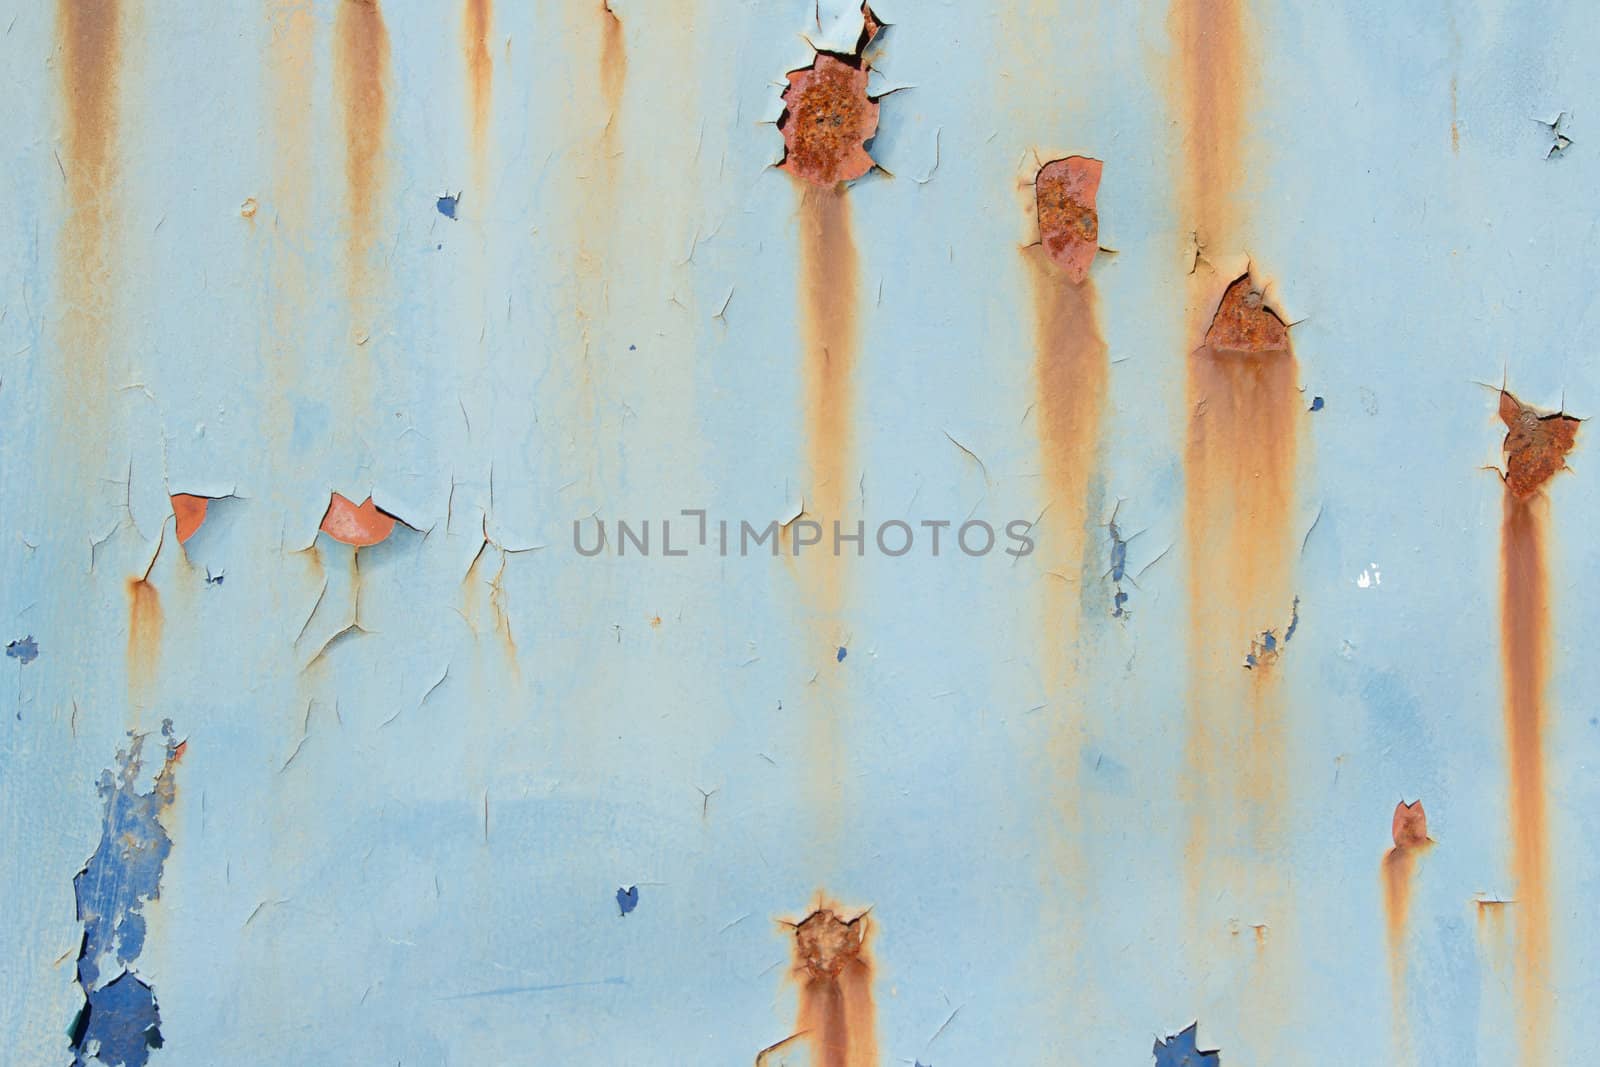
[778,6,884,187]
[71,724,183,1067]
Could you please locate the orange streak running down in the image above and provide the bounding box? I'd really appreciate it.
[335,0,391,298]
[1170,0,1250,245]
[1494,388,1576,1065]
[464,0,493,162]
[1382,800,1431,1065]
[1028,157,1108,687]
[55,0,123,436]
[1502,493,1551,1060]
[126,576,163,701]
[759,901,878,1067]
[798,185,860,530]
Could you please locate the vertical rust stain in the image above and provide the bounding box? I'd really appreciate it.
[1383,801,1431,1063]
[1495,388,1576,1062]
[464,0,493,163]
[1028,157,1108,689]
[335,0,391,300]
[1170,0,1249,243]
[763,900,877,1067]
[1184,274,1300,817]
[125,577,163,699]
[599,2,627,126]
[798,186,860,526]
[55,0,123,427]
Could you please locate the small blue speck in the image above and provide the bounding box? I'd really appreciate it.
[6,636,38,664]
[836,646,847,663]
[616,885,639,916]
[628,344,637,351]
[1310,396,1324,412]
[436,193,459,220]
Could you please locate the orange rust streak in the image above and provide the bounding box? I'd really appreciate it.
[1382,844,1425,1062]
[599,2,626,123]
[1171,0,1248,242]
[1501,492,1551,1059]
[126,577,163,697]
[798,185,859,525]
[788,905,878,1067]
[55,0,122,416]
[336,0,391,280]
[464,0,493,158]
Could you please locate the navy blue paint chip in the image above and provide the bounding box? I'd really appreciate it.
[616,885,639,916]
[1154,1022,1219,1065]
[1309,396,1324,412]
[6,635,38,663]
[436,193,460,220]
[836,646,847,663]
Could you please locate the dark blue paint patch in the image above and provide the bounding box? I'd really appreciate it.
[1309,395,1324,412]
[1154,1022,1219,1065]
[1105,501,1142,618]
[836,645,847,663]
[436,192,460,220]
[616,885,639,916]
[71,723,182,1067]
[6,635,39,663]
[628,344,637,351]
[1283,596,1300,643]
[1244,596,1300,670]
[70,971,164,1067]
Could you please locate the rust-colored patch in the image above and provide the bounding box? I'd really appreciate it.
[1035,157,1102,283]
[464,0,493,158]
[1450,76,1460,154]
[778,9,884,188]
[1203,273,1290,351]
[125,576,162,696]
[599,1,626,121]
[1391,799,1428,848]
[1499,391,1578,499]
[335,0,391,276]
[1170,0,1250,243]
[320,493,398,547]
[798,185,860,525]
[774,902,878,1067]
[1501,489,1553,1060]
[171,494,208,544]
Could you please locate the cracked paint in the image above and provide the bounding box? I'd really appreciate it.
[761,900,877,1067]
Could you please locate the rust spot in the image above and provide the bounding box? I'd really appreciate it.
[1391,799,1429,848]
[239,196,258,219]
[1499,390,1579,499]
[335,0,391,275]
[774,902,878,1067]
[319,493,398,547]
[798,185,860,524]
[778,7,883,188]
[464,0,493,157]
[171,494,208,544]
[1202,274,1290,352]
[125,577,162,696]
[1035,156,1102,283]
[1450,76,1460,154]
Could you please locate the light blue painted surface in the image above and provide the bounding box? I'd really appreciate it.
[2,1,1597,1063]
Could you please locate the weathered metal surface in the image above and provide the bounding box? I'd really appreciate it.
[3,1,1599,1064]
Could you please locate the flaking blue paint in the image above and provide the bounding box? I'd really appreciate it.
[6,635,38,663]
[1153,1022,1220,1066]
[70,724,181,1067]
